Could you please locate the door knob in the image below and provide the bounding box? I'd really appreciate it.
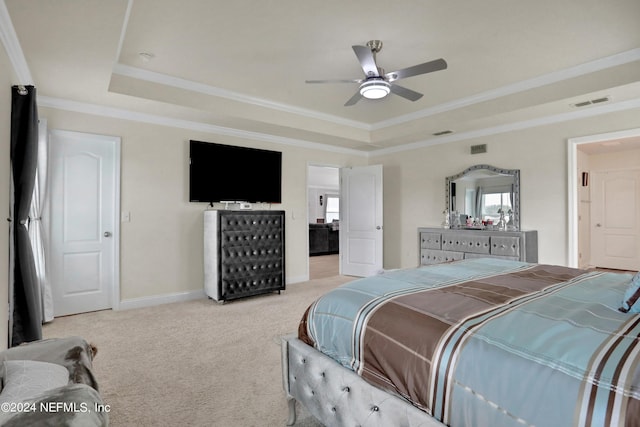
[376,226,382,230]
[595,224,602,227]
[104,231,112,237]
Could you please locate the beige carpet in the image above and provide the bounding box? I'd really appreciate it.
[43,274,355,426]
[309,254,339,279]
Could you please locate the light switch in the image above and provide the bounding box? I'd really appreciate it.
[121,211,131,222]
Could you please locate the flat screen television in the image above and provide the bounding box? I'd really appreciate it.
[189,140,282,204]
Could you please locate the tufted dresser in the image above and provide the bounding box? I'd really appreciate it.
[418,227,537,265]
[204,210,285,302]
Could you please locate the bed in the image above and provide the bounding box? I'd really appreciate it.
[281,258,640,427]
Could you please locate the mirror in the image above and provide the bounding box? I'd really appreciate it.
[445,164,520,230]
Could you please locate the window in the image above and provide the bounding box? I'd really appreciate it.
[325,195,340,223]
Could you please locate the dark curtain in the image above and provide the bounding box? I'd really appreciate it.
[10,85,42,346]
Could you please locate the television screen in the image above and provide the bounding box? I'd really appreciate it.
[189,140,282,204]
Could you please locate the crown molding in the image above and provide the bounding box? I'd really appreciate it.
[38,94,640,159]
[0,0,32,84]
[37,96,369,157]
[112,63,371,131]
[114,48,640,134]
[371,48,640,131]
[370,97,640,157]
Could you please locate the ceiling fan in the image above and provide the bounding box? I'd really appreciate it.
[306,40,447,106]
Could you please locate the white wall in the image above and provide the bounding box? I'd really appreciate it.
[39,107,367,302]
[374,108,640,269]
[0,46,14,349]
[9,94,640,312]
[38,104,640,307]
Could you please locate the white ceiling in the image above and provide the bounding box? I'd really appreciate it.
[4,0,640,154]
[578,135,640,154]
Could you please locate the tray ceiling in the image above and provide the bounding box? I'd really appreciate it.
[4,0,640,154]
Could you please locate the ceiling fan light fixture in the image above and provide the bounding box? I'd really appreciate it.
[359,80,390,100]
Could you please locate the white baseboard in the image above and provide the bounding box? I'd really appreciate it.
[116,275,310,310]
[286,275,309,284]
[117,289,206,311]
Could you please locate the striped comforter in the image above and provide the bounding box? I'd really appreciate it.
[299,258,640,427]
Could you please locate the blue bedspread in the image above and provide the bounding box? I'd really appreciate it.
[299,258,640,427]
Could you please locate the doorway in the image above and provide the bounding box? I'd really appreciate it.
[306,164,385,279]
[568,128,640,270]
[48,130,120,316]
[307,165,340,279]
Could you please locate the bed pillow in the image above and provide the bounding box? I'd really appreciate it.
[0,360,69,404]
[619,272,640,313]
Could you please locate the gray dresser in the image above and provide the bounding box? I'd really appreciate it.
[418,227,537,265]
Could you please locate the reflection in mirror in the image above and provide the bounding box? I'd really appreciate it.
[445,165,520,230]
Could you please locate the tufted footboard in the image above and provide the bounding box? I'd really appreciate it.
[281,335,444,427]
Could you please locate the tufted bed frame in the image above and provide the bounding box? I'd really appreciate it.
[281,334,444,427]
[282,259,640,427]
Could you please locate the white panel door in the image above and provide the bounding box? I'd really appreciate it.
[591,170,640,270]
[49,130,119,316]
[340,165,383,277]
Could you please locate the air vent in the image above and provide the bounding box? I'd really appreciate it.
[470,144,487,154]
[432,130,453,136]
[572,96,610,108]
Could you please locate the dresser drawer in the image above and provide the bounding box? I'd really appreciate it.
[464,253,519,261]
[420,232,442,250]
[421,249,464,265]
[490,236,520,257]
[219,213,284,232]
[441,233,491,254]
[417,228,537,265]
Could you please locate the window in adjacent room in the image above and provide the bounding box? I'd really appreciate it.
[325,194,340,223]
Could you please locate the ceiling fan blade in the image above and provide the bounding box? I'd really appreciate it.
[352,45,379,77]
[344,91,362,106]
[305,78,362,84]
[386,58,447,82]
[390,84,423,102]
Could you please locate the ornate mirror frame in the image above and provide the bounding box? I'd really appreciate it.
[445,164,520,230]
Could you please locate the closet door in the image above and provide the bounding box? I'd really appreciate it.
[49,130,120,316]
[591,169,640,270]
